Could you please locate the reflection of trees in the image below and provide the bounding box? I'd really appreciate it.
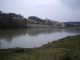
[0,42,1,49]
[62,29,80,34]
[0,28,80,43]
[26,28,62,36]
[0,28,62,42]
[0,29,27,42]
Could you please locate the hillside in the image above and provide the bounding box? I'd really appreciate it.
[27,24,53,28]
[0,10,65,29]
[0,10,27,29]
[63,22,80,27]
[28,16,65,27]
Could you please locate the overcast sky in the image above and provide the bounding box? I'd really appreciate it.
[0,0,80,22]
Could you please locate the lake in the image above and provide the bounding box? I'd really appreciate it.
[0,28,80,49]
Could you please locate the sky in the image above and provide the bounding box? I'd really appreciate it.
[0,0,80,22]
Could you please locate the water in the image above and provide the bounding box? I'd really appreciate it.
[0,28,80,49]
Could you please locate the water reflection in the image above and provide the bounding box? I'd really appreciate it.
[0,28,80,42]
[62,29,80,34]
[27,28,62,36]
[0,29,27,42]
[0,42,1,49]
[0,28,80,49]
[0,28,62,41]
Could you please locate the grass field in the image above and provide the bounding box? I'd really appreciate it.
[27,24,53,28]
[0,35,80,60]
[27,24,80,30]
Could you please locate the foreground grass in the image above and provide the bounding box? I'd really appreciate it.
[0,35,80,60]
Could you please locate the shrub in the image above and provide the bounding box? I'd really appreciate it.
[13,47,25,53]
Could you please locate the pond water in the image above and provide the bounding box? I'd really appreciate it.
[0,28,80,49]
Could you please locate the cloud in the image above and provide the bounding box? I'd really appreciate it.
[60,0,80,10]
[0,0,80,22]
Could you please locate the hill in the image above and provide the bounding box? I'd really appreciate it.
[63,22,80,27]
[0,10,65,29]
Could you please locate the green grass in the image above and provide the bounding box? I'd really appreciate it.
[27,24,53,28]
[27,24,80,30]
[0,35,80,60]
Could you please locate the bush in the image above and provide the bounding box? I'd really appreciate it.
[60,52,71,60]
[13,47,25,53]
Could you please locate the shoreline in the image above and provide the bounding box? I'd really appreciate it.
[41,35,78,48]
[0,34,80,60]
[0,34,79,50]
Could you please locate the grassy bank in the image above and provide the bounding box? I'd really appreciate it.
[0,35,80,60]
[27,24,80,30]
[27,24,53,28]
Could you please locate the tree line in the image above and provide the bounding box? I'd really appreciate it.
[63,22,80,27]
[0,10,65,29]
[0,10,27,29]
[28,16,63,27]
[0,10,24,18]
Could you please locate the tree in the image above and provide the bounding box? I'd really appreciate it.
[28,16,43,22]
